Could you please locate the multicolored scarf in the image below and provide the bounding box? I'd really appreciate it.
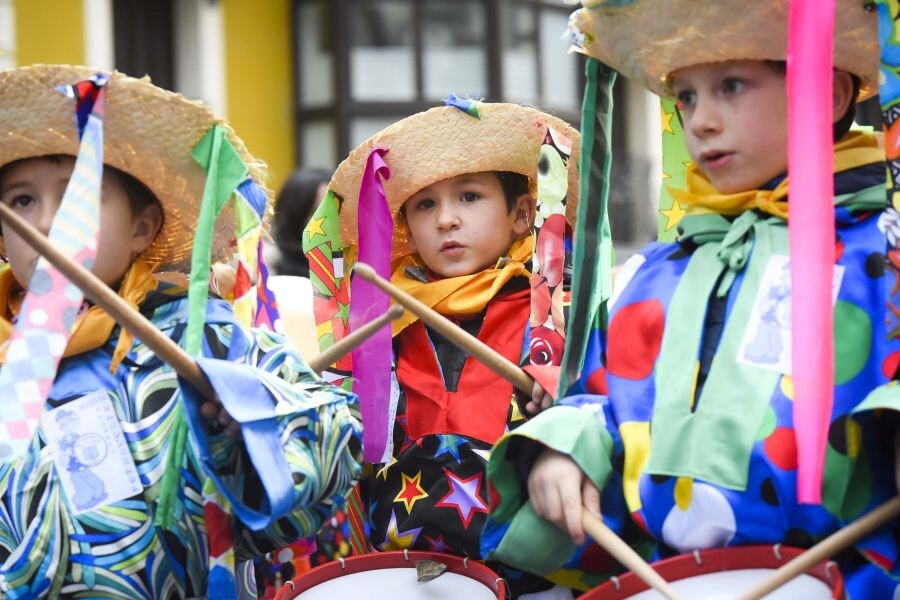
[669,131,882,220]
[0,258,159,368]
[0,75,107,462]
[390,237,534,335]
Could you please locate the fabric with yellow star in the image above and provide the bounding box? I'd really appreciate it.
[657,98,691,240]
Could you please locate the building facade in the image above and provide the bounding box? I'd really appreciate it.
[3,0,662,248]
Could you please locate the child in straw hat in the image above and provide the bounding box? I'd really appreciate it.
[482,1,900,596]
[0,65,361,599]
[304,98,584,598]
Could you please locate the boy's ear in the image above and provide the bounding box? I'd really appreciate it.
[511,193,534,238]
[832,70,854,125]
[131,203,163,256]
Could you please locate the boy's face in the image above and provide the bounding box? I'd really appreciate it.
[403,172,531,279]
[671,60,789,194]
[0,157,152,288]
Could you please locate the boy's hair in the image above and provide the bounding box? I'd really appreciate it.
[0,154,161,215]
[764,61,860,142]
[494,171,531,213]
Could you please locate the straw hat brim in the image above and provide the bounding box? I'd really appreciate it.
[329,103,581,261]
[570,0,879,99]
[0,64,268,271]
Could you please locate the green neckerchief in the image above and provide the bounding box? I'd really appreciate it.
[646,183,885,491]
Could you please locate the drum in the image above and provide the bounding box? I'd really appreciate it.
[582,545,843,599]
[274,550,507,600]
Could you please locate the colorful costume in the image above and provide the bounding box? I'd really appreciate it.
[303,100,581,596]
[485,135,900,595]
[0,282,360,598]
[484,1,899,597]
[0,65,362,598]
[368,282,530,555]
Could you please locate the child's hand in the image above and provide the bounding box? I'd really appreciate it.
[200,398,242,439]
[525,380,554,416]
[527,447,600,545]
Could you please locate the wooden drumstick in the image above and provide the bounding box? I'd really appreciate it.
[306,304,405,373]
[737,495,900,600]
[582,510,684,600]
[0,203,395,395]
[0,202,216,399]
[353,262,535,395]
[352,263,683,595]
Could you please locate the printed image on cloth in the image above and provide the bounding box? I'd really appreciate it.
[0,287,361,599]
[737,255,845,374]
[40,390,142,514]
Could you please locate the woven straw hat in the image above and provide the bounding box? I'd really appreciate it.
[0,64,267,270]
[569,0,879,99]
[329,102,580,260]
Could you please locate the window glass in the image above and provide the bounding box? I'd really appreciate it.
[298,0,334,106]
[350,0,416,101]
[539,9,578,110]
[423,0,487,100]
[503,4,538,105]
[300,119,337,170]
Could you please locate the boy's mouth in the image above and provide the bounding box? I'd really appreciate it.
[700,150,733,169]
[440,241,465,255]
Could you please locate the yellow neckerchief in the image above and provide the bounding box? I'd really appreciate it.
[390,236,533,336]
[0,258,159,372]
[669,131,883,219]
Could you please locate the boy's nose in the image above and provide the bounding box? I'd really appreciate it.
[36,202,56,235]
[689,97,722,137]
[435,205,460,230]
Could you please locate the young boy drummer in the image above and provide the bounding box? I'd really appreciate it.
[305,100,583,598]
[0,65,361,598]
[483,1,900,596]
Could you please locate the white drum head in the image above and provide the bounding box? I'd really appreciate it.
[296,567,499,600]
[625,569,832,599]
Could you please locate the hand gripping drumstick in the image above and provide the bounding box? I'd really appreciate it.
[353,261,684,600]
[737,495,900,600]
[0,203,396,387]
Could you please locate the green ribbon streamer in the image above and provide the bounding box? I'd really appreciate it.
[647,213,785,490]
[646,183,883,489]
[155,125,249,529]
[558,58,616,397]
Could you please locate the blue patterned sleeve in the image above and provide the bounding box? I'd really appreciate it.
[180,305,362,556]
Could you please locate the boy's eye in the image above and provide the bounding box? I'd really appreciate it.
[414,198,434,211]
[674,90,695,110]
[5,194,36,210]
[461,192,479,202]
[722,78,743,94]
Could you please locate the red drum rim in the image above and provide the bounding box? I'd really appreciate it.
[274,550,508,600]
[582,545,844,599]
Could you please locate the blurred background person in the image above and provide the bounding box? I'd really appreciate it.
[265,167,331,361]
[270,167,330,277]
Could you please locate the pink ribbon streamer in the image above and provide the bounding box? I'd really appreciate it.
[787,0,835,504]
[350,147,394,464]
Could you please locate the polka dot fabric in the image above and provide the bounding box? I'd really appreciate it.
[482,170,900,595]
[598,203,899,594]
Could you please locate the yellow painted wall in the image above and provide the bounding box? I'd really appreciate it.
[14,0,84,66]
[222,0,294,193]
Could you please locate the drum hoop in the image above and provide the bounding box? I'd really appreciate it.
[582,545,844,599]
[275,550,508,600]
